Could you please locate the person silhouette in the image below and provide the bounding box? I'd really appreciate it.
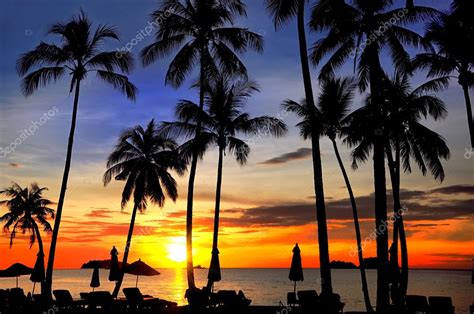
[109,246,120,282]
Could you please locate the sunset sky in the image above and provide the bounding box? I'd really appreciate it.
[0,0,472,271]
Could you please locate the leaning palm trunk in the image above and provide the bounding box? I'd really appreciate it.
[386,143,409,301]
[44,79,81,298]
[112,203,139,297]
[367,47,389,312]
[32,222,45,293]
[461,83,474,148]
[186,51,207,289]
[297,0,332,295]
[331,139,373,312]
[207,146,224,288]
[186,151,198,289]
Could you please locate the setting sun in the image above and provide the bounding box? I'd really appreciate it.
[167,241,187,263]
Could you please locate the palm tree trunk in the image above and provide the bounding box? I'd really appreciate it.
[44,78,81,298]
[32,222,46,294]
[461,83,474,148]
[33,223,44,254]
[393,141,408,299]
[112,202,139,298]
[297,0,332,295]
[185,50,207,290]
[207,146,224,288]
[331,139,373,312]
[367,47,389,312]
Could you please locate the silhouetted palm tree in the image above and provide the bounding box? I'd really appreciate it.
[344,71,450,305]
[310,2,436,309]
[104,120,186,297]
[413,2,474,147]
[382,72,449,301]
[141,0,263,288]
[16,11,136,296]
[265,0,333,295]
[162,75,286,288]
[0,183,54,292]
[282,77,373,312]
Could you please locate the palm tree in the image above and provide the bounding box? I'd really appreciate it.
[161,75,287,288]
[318,77,373,311]
[382,72,449,301]
[0,183,55,292]
[310,2,437,309]
[413,1,474,147]
[103,120,186,297]
[141,0,263,289]
[344,71,450,305]
[16,11,137,296]
[282,77,373,312]
[265,0,333,295]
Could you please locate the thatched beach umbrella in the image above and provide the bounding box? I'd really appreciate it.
[108,246,120,282]
[0,263,33,288]
[125,259,160,288]
[90,267,100,291]
[289,243,304,294]
[207,248,221,288]
[30,252,45,294]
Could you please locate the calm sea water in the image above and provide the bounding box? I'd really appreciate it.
[0,269,472,313]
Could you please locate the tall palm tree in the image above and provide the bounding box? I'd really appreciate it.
[17,11,137,296]
[0,183,55,292]
[282,77,373,312]
[344,71,450,305]
[413,1,474,147]
[317,77,373,312]
[161,75,287,288]
[382,72,449,301]
[141,0,263,288]
[310,2,437,310]
[104,120,186,297]
[265,0,333,295]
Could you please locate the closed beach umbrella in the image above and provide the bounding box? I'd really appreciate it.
[109,246,120,282]
[207,248,221,287]
[289,243,304,294]
[30,252,45,293]
[125,259,160,288]
[0,263,33,288]
[90,267,100,291]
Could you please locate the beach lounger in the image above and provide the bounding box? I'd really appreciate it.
[123,287,177,310]
[0,289,7,312]
[53,289,86,309]
[216,290,252,308]
[186,287,211,309]
[287,292,300,307]
[297,290,319,310]
[320,293,345,313]
[87,291,123,310]
[80,292,89,300]
[428,296,455,314]
[5,288,29,312]
[406,295,429,314]
[32,293,54,310]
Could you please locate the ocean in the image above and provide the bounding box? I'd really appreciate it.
[0,268,472,313]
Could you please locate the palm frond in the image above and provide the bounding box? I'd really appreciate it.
[96,70,137,100]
